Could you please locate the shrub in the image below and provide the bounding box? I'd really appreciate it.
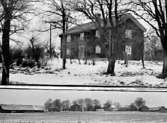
[24,45,45,63]
[22,58,36,68]
[9,48,24,65]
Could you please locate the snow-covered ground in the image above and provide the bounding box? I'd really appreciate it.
[7,58,167,87]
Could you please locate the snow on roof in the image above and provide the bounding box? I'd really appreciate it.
[0,104,44,111]
[66,22,96,34]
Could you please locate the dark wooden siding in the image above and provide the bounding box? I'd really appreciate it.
[124,19,144,60]
[61,18,144,60]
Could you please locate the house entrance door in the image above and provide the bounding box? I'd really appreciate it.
[79,46,85,59]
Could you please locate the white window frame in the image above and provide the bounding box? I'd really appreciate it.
[96,30,100,38]
[67,35,71,42]
[95,45,101,54]
[125,45,132,55]
[80,33,84,40]
[66,48,70,55]
[125,29,132,39]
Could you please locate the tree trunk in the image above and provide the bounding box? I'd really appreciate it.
[141,55,145,68]
[161,20,167,77]
[62,34,66,69]
[78,58,81,64]
[157,24,167,79]
[84,46,87,64]
[157,49,167,79]
[107,58,115,75]
[1,17,11,85]
[92,59,95,65]
[70,57,73,64]
[84,58,87,64]
[32,46,35,61]
[107,29,115,75]
[70,44,73,64]
[124,52,128,67]
[92,50,95,65]
[62,7,66,69]
[63,58,66,69]
[49,24,52,58]
[162,50,167,76]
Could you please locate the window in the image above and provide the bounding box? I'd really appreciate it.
[67,35,71,42]
[125,45,132,55]
[96,30,100,38]
[125,29,132,39]
[66,48,70,55]
[79,45,85,58]
[95,45,101,54]
[80,33,84,40]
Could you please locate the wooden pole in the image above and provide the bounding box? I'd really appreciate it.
[49,24,52,58]
[165,0,167,22]
[109,29,112,59]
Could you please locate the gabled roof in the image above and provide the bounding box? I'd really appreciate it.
[0,104,44,111]
[149,106,167,111]
[65,13,146,35]
[66,22,95,34]
[122,13,146,32]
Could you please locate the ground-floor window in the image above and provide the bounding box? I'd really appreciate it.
[79,46,85,59]
[95,45,101,54]
[66,48,71,56]
[125,45,132,56]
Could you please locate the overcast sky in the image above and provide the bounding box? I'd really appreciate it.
[8,1,61,50]
[0,89,167,107]
[9,0,151,50]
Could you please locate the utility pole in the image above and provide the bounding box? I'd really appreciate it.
[165,0,167,22]
[62,2,66,69]
[108,28,112,60]
[165,0,167,45]
[49,23,52,58]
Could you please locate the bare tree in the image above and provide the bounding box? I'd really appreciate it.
[61,100,71,111]
[127,0,167,78]
[77,98,85,111]
[41,0,75,69]
[0,0,35,85]
[93,99,101,110]
[73,0,122,75]
[44,98,53,111]
[134,97,146,111]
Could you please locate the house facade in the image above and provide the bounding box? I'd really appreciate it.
[60,13,146,60]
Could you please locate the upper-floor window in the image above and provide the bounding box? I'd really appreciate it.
[125,29,132,39]
[71,34,80,42]
[80,33,84,40]
[67,35,71,42]
[95,30,100,38]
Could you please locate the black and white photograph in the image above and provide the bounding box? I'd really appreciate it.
[0,0,167,122]
[0,0,166,86]
[1,89,167,122]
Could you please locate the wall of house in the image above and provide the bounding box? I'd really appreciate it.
[66,33,80,59]
[61,18,144,60]
[122,19,144,60]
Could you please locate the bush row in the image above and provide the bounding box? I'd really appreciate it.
[0,46,59,68]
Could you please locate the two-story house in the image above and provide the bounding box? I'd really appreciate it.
[60,13,146,60]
